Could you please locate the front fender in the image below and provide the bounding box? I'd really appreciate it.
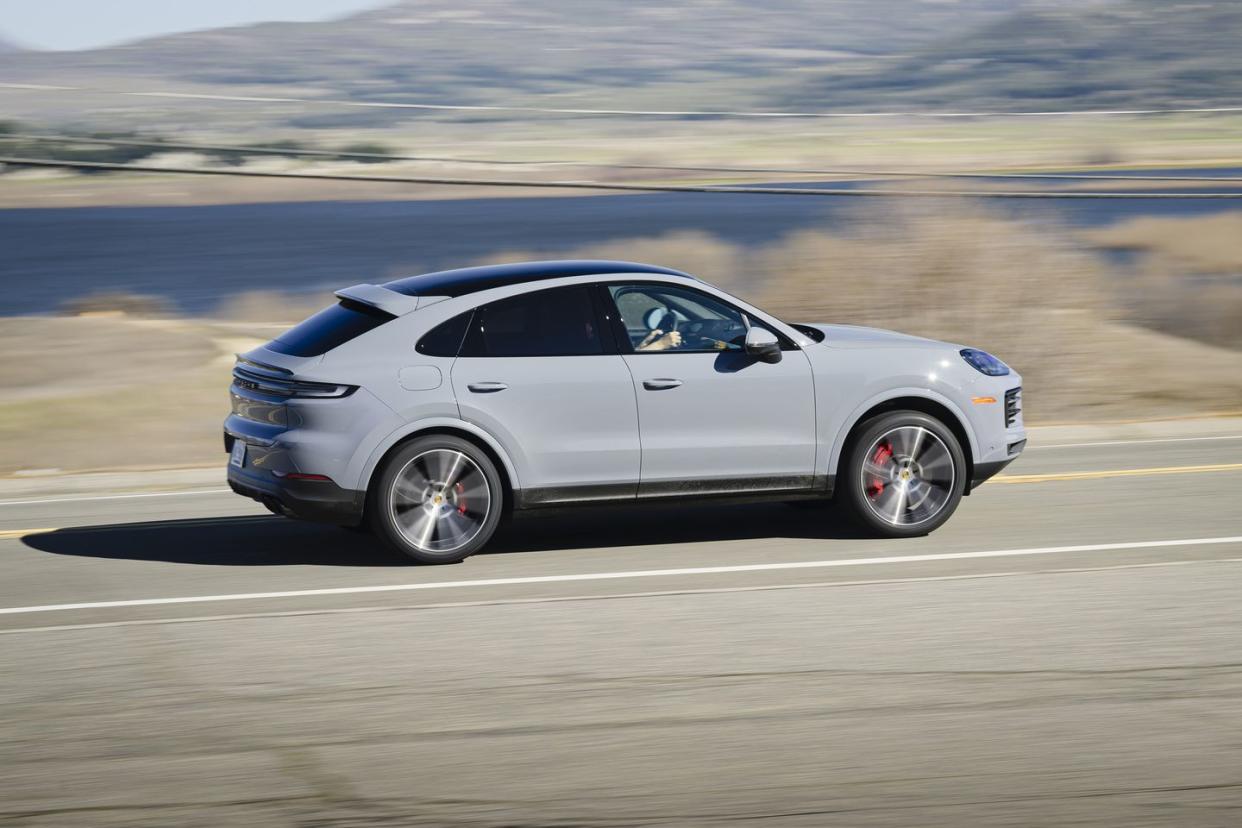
[826,387,980,478]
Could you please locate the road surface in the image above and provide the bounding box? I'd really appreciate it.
[2,435,1241,826]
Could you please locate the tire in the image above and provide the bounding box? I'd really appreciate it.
[840,410,966,538]
[368,435,504,564]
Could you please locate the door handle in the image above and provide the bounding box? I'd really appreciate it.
[642,378,683,391]
[467,382,508,393]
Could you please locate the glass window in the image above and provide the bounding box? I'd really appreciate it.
[415,311,472,357]
[465,286,603,357]
[607,284,754,354]
[268,300,393,357]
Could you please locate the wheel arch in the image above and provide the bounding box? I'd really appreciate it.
[359,419,520,514]
[830,391,978,495]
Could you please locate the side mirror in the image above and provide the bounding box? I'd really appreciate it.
[744,326,782,364]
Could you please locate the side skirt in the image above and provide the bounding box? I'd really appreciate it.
[515,475,833,511]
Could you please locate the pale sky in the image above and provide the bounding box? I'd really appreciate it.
[2,0,387,51]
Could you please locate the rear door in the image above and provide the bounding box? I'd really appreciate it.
[450,284,640,505]
[603,281,817,496]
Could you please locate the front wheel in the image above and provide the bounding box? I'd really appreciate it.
[369,435,504,564]
[840,411,966,537]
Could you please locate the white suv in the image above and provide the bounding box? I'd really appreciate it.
[225,260,1024,563]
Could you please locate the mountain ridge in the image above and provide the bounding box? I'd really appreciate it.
[0,0,1235,126]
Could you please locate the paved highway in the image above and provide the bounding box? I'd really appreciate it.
[2,435,1241,825]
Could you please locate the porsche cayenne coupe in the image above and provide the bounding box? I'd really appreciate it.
[226,260,1025,563]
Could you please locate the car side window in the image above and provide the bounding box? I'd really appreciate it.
[461,285,604,358]
[415,310,473,357]
[607,283,787,354]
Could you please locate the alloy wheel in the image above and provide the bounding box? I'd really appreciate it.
[860,425,956,527]
[388,449,492,553]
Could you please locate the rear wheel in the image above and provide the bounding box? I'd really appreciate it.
[840,411,965,537]
[369,436,503,564]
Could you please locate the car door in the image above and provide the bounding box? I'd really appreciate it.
[450,284,640,505]
[603,281,816,496]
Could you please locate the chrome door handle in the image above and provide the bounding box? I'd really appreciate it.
[467,382,508,393]
[642,379,683,391]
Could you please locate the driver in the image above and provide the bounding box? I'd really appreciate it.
[632,307,735,352]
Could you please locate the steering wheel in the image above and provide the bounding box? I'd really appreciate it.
[643,307,678,334]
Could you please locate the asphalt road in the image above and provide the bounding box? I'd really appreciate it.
[2,436,1241,826]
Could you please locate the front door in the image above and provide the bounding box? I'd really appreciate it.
[603,282,816,496]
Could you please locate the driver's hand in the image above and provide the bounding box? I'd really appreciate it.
[653,330,682,350]
[638,329,681,351]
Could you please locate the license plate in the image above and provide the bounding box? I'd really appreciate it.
[229,439,246,469]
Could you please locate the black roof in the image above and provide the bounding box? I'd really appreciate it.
[384,259,693,297]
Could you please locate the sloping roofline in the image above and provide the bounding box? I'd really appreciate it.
[384,259,694,297]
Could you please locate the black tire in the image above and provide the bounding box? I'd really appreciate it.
[840,410,966,538]
[368,435,504,564]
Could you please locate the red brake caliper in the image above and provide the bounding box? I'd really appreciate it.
[455,482,468,514]
[868,443,893,499]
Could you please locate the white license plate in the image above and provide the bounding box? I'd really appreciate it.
[229,439,246,468]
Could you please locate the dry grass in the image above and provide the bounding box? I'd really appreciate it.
[0,316,246,473]
[1082,212,1242,349]
[212,289,336,324]
[1084,213,1242,272]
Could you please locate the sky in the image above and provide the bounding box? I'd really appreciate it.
[2,0,386,51]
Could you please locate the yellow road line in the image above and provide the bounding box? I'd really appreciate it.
[995,463,1242,484]
[0,528,57,540]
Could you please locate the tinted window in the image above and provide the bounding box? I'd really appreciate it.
[465,286,603,357]
[416,311,472,357]
[607,283,794,354]
[268,300,393,357]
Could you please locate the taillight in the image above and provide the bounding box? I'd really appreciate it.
[233,365,357,399]
[286,380,357,399]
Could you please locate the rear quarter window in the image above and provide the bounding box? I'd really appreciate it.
[416,311,473,357]
[268,300,394,357]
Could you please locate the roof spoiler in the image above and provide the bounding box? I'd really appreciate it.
[334,284,448,316]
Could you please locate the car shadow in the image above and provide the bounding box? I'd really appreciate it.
[23,501,870,567]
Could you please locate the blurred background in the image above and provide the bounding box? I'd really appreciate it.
[5,5,1242,827]
[2,0,1241,475]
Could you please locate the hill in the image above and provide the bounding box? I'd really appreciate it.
[0,0,1237,128]
[0,0,1027,125]
[787,0,1242,111]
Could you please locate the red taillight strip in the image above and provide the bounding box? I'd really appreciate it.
[272,472,334,482]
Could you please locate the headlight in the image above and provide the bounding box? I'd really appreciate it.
[960,348,1010,377]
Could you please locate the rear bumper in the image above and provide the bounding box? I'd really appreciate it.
[227,459,365,526]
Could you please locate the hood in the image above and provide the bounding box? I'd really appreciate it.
[801,323,956,351]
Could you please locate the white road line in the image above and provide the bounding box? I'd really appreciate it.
[2,535,1239,617]
[1029,435,1242,450]
[3,556,1240,636]
[0,488,230,507]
